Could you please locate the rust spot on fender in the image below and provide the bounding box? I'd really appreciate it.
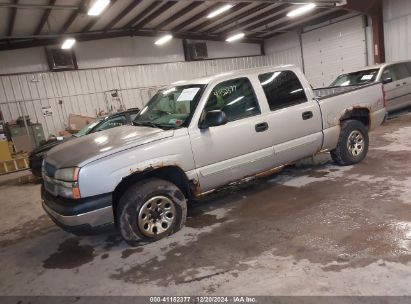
[190,178,202,198]
[128,162,166,176]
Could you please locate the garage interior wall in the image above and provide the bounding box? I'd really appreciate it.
[383,0,411,61]
[0,6,402,136]
[0,36,303,138]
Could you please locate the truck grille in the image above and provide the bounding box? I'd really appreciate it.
[44,162,57,178]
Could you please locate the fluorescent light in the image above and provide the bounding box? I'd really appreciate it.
[227,96,244,106]
[287,3,317,18]
[226,32,245,42]
[261,72,281,86]
[163,87,176,95]
[290,88,303,94]
[61,38,76,49]
[155,34,173,45]
[207,4,233,18]
[88,0,110,16]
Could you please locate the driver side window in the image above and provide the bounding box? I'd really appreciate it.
[203,77,260,122]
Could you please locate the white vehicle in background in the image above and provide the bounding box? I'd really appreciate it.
[330,60,411,113]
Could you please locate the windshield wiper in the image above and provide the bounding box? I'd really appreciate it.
[133,121,164,129]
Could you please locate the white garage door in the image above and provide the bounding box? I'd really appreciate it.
[302,16,368,88]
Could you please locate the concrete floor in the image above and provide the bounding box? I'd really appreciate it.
[1,114,411,296]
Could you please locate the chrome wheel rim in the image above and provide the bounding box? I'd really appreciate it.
[137,196,176,237]
[347,130,364,158]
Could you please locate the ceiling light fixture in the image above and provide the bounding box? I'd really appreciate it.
[287,3,317,18]
[61,38,76,49]
[207,4,233,19]
[88,0,110,16]
[226,32,245,42]
[155,34,173,45]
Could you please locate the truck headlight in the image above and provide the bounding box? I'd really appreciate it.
[54,167,81,199]
[55,167,80,182]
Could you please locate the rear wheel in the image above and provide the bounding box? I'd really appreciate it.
[331,120,369,166]
[117,178,187,246]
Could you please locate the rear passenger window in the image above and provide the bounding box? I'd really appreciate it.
[204,78,260,122]
[392,63,410,80]
[258,70,307,111]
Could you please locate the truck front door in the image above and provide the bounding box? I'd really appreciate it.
[189,77,275,192]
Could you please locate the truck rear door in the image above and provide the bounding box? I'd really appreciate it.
[256,70,323,166]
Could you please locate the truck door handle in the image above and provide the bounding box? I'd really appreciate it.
[396,83,401,87]
[302,111,313,120]
[255,122,268,133]
[403,82,407,85]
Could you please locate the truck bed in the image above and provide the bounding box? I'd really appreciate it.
[313,83,377,99]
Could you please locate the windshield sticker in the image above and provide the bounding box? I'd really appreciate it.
[213,85,237,97]
[361,74,374,80]
[169,118,183,126]
[177,88,200,101]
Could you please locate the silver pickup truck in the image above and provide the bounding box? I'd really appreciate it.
[42,65,386,246]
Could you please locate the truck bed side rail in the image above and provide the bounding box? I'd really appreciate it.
[313,83,382,100]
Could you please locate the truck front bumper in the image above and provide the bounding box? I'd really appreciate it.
[41,187,114,235]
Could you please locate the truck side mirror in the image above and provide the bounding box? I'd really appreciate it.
[382,77,393,84]
[199,110,228,129]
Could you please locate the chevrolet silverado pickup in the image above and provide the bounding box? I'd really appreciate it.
[41,65,386,246]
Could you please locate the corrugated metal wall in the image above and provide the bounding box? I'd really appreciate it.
[383,0,411,61]
[0,39,302,138]
[0,55,269,137]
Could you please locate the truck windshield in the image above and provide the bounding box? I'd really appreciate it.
[73,119,101,137]
[133,85,205,129]
[330,69,379,87]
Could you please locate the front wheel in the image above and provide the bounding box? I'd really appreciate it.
[331,120,369,166]
[117,178,187,246]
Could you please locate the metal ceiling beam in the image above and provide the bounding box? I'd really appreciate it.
[171,2,225,32]
[259,8,343,39]
[220,4,289,34]
[33,0,56,35]
[103,0,143,31]
[6,0,18,37]
[173,0,342,4]
[188,2,251,32]
[58,0,85,34]
[0,29,262,51]
[240,5,291,32]
[205,3,271,33]
[123,1,163,29]
[81,0,117,32]
[133,1,178,30]
[154,2,203,31]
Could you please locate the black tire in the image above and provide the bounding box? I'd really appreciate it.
[116,178,187,246]
[331,120,369,166]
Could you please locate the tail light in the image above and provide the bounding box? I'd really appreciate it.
[382,85,387,108]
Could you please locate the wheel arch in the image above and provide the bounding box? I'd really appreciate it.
[340,107,370,127]
[112,165,193,223]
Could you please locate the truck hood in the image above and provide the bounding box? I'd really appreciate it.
[45,125,174,168]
